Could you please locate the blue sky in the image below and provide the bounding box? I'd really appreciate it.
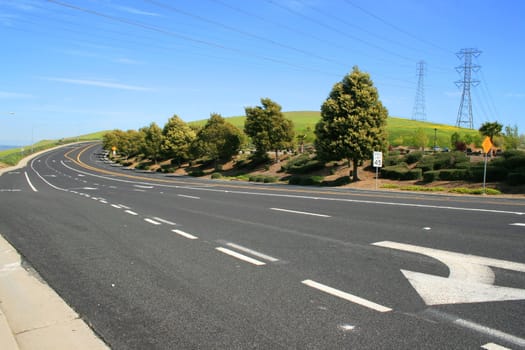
[1,0,523,146]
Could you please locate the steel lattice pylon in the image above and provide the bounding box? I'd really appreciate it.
[412,60,426,121]
[455,48,481,129]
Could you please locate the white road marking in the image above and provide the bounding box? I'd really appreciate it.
[215,247,266,266]
[270,208,331,218]
[152,217,176,225]
[111,204,121,209]
[118,204,131,209]
[481,343,512,350]
[24,172,38,192]
[338,324,356,332]
[455,318,525,348]
[225,242,279,262]
[82,187,98,190]
[134,184,153,189]
[99,200,108,204]
[144,218,161,225]
[302,279,392,313]
[510,223,525,227]
[125,210,138,216]
[0,189,21,192]
[178,194,200,199]
[133,189,146,192]
[172,229,198,240]
[373,241,525,305]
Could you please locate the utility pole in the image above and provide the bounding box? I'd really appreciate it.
[412,60,426,121]
[455,48,481,129]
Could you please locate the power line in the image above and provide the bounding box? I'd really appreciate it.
[45,0,341,77]
[343,0,451,55]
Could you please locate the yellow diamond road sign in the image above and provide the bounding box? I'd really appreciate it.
[482,136,493,154]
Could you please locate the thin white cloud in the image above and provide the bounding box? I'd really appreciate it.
[113,5,161,17]
[505,92,525,99]
[0,91,33,99]
[43,77,152,91]
[113,58,142,65]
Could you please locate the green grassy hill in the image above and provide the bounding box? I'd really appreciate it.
[0,130,108,166]
[190,111,480,148]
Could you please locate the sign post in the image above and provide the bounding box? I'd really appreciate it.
[373,151,382,190]
[481,136,493,195]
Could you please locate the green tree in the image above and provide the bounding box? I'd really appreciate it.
[161,115,196,166]
[479,121,503,143]
[412,128,429,151]
[314,66,388,181]
[244,98,295,161]
[190,113,244,165]
[450,132,461,147]
[503,125,520,150]
[140,122,163,164]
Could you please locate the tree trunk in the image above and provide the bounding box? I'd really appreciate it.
[275,149,280,163]
[352,158,360,182]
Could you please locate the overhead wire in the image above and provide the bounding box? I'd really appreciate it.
[45,0,342,77]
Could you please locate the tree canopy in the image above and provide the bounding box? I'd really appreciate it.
[315,66,388,181]
[140,122,163,163]
[244,98,295,161]
[190,113,244,163]
[479,121,503,143]
[161,115,196,165]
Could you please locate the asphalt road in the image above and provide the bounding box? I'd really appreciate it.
[1,143,524,349]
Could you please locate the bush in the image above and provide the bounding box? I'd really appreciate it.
[288,175,324,186]
[384,155,403,166]
[189,169,205,177]
[502,150,525,160]
[438,169,468,181]
[504,156,525,170]
[404,151,424,164]
[416,156,434,172]
[248,175,277,183]
[433,151,468,170]
[423,171,440,183]
[281,154,324,174]
[468,165,507,182]
[381,164,420,180]
[211,172,222,179]
[321,176,351,187]
[506,172,525,186]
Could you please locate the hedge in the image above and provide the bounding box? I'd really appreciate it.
[381,165,422,180]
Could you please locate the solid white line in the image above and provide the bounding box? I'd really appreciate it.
[144,218,161,225]
[455,318,525,347]
[24,171,38,192]
[178,194,200,199]
[510,223,525,227]
[125,210,138,216]
[270,208,331,218]
[215,247,266,266]
[225,242,279,262]
[172,229,198,240]
[302,279,392,313]
[152,217,176,225]
[481,343,511,350]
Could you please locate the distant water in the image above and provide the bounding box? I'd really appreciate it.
[0,145,19,151]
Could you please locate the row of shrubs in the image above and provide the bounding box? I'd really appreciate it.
[381,150,525,185]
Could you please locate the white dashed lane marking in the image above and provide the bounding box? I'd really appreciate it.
[172,229,198,240]
[215,247,266,266]
[302,279,392,313]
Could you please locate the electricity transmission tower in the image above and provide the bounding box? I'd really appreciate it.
[412,60,426,121]
[455,48,481,129]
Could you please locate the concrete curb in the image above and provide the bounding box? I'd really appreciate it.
[0,235,109,350]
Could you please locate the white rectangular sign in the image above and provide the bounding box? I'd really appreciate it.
[373,151,383,168]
